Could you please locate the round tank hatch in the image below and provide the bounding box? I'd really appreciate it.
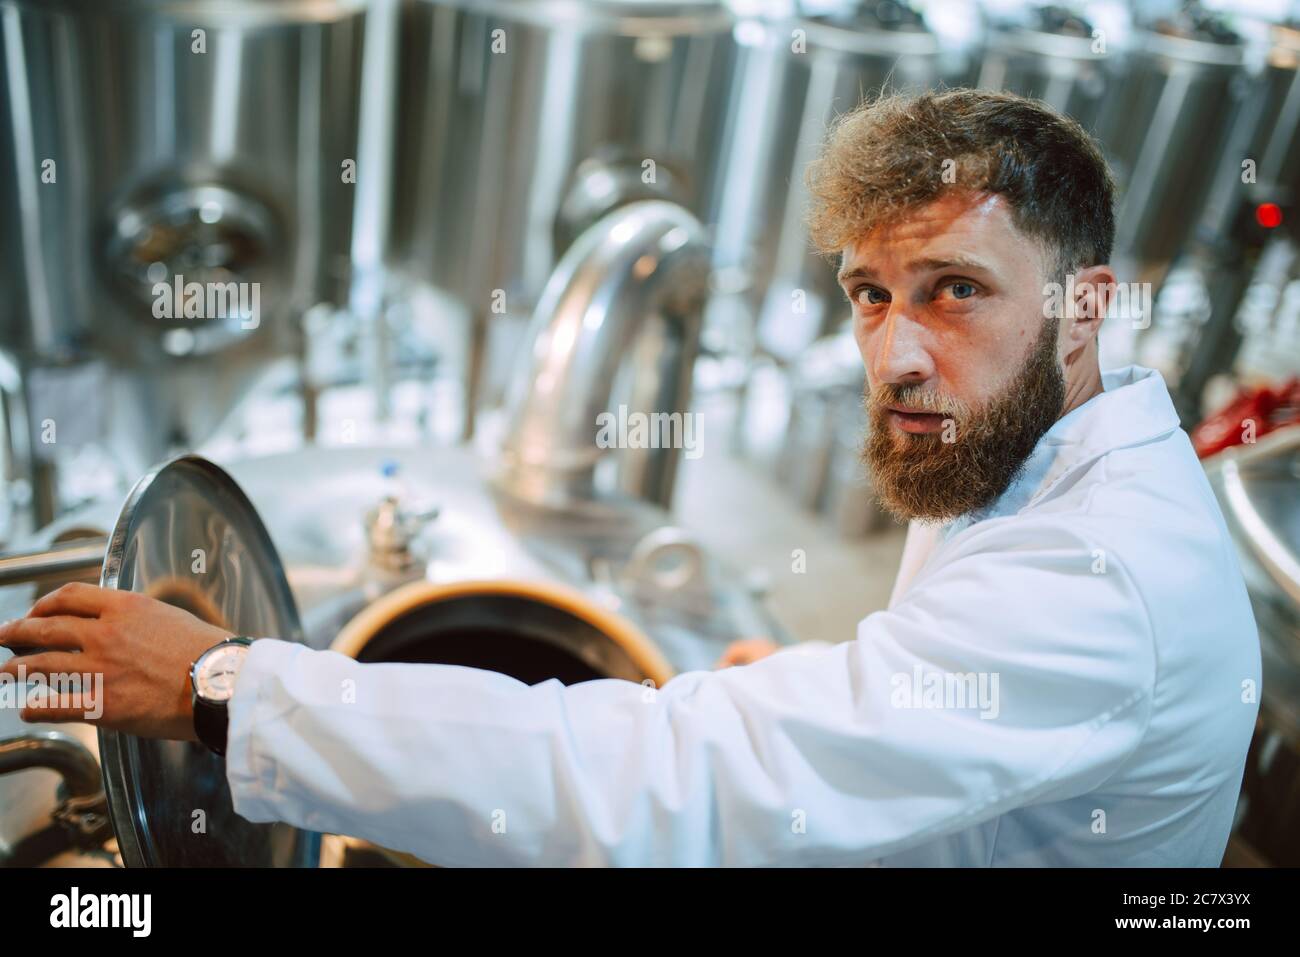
[97,454,319,867]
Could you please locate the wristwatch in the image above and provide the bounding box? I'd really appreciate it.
[190,637,253,756]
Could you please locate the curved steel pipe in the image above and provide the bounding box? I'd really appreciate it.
[497,200,711,510]
[0,731,111,865]
[0,731,102,798]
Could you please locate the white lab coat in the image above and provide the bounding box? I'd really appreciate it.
[226,366,1261,866]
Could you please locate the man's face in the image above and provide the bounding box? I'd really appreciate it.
[837,191,1067,523]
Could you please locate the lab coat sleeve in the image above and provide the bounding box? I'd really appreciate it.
[225,518,1157,866]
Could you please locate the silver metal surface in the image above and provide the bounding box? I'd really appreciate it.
[0,440,792,861]
[978,8,1119,141]
[1215,427,1300,609]
[0,0,365,359]
[365,494,438,576]
[1196,26,1300,249]
[1106,18,1249,292]
[1160,26,1300,416]
[97,454,318,867]
[1207,426,1300,741]
[387,0,737,432]
[0,537,105,587]
[0,0,368,516]
[770,325,887,537]
[218,443,784,673]
[497,200,711,510]
[0,351,33,545]
[0,731,110,866]
[623,525,703,594]
[716,7,954,361]
[388,0,735,312]
[0,730,101,799]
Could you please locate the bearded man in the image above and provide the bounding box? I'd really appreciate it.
[0,89,1261,866]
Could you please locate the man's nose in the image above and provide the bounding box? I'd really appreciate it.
[870,307,934,385]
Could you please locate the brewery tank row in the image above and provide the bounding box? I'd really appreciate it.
[3,1,1297,534]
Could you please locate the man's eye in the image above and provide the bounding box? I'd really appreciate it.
[855,287,888,306]
[942,281,977,301]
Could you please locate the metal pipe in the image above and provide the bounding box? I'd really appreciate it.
[495,200,711,510]
[0,731,101,798]
[0,731,112,864]
[0,350,32,546]
[0,537,104,587]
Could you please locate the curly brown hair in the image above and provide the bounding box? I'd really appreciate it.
[804,88,1116,282]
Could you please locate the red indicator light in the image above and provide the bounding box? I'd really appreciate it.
[1256,203,1283,228]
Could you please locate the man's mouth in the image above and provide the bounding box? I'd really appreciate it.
[885,405,949,435]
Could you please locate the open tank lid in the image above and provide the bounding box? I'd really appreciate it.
[97,454,319,867]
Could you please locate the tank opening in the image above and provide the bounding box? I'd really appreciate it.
[354,593,641,686]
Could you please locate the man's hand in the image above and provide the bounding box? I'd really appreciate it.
[714,637,781,668]
[0,583,234,740]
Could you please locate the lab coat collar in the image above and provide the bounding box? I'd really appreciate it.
[943,364,1182,536]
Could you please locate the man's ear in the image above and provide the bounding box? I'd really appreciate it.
[1063,263,1115,351]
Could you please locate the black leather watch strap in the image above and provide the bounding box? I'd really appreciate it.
[193,697,230,756]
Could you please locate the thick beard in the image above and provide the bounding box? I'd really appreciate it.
[863,318,1066,525]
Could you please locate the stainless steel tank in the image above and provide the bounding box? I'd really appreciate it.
[0,0,367,519]
[387,0,737,317]
[0,0,365,359]
[977,3,1122,142]
[1151,23,1300,419]
[1205,426,1300,864]
[0,440,783,865]
[385,0,739,434]
[0,196,781,863]
[715,3,959,363]
[1104,9,1250,292]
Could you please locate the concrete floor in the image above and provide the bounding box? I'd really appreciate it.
[674,453,908,646]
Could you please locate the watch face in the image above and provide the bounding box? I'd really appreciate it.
[195,643,250,703]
